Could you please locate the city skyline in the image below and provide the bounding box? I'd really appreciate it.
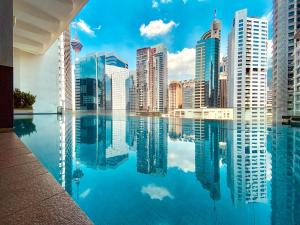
[71,0,272,81]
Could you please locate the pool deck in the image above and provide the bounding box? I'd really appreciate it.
[0,132,93,225]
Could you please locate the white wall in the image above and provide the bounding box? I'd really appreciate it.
[13,40,60,113]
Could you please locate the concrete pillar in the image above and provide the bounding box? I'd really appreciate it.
[0,0,13,130]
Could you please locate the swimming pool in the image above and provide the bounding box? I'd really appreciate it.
[14,114,300,225]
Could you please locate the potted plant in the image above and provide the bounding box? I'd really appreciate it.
[14,89,36,114]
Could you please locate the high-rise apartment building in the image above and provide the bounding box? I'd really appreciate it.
[294,30,300,116]
[228,9,268,120]
[168,81,182,111]
[195,17,221,108]
[219,57,228,108]
[75,53,128,111]
[58,28,72,111]
[182,80,195,109]
[126,71,137,113]
[273,0,300,120]
[136,44,168,113]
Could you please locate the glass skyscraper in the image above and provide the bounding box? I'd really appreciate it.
[75,53,128,111]
[195,17,221,108]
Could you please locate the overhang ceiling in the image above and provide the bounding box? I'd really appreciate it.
[13,0,88,55]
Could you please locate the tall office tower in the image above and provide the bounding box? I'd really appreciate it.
[136,44,168,113]
[75,53,128,111]
[273,0,300,120]
[227,118,267,207]
[219,57,228,108]
[136,117,168,176]
[195,120,221,200]
[58,28,72,111]
[126,71,137,113]
[227,9,268,120]
[294,30,300,116]
[182,79,195,109]
[267,87,273,117]
[106,65,129,111]
[195,16,221,108]
[168,81,182,111]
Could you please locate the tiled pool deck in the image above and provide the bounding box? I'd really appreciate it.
[0,132,93,225]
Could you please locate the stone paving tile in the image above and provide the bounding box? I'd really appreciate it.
[0,153,37,169]
[0,192,93,225]
[0,132,93,224]
[0,160,48,190]
[0,173,64,218]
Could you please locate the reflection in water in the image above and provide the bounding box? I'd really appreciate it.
[272,125,300,225]
[16,114,300,225]
[136,117,168,176]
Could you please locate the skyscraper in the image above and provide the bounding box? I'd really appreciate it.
[75,53,128,111]
[273,0,300,120]
[228,9,268,120]
[182,79,195,109]
[136,44,168,113]
[58,28,72,111]
[294,30,300,116]
[219,57,228,108]
[195,16,221,108]
[168,81,182,111]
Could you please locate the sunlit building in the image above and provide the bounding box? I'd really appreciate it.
[294,30,300,116]
[228,9,268,120]
[168,81,182,111]
[195,17,221,108]
[136,44,168,113]
[182,79,195,109]
[273,0,300,120]
[75,52,128,111]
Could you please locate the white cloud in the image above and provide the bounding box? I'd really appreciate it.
[161,0,172,3]
[141,184,174,200]
[140,20,178,38]
[182,0,188,3]
[152,0,159,8]
[76,19,95,37]
[168,139,195,172]
[168,48,195,81]
[80,188,91,199]
[267,39,273,69]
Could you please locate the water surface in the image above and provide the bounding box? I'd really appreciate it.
[14,114,300,225]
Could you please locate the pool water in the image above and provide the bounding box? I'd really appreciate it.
[14,114,300,225]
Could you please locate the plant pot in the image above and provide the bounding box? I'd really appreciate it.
[14,108,33,115]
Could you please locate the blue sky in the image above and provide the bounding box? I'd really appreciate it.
[72,0,272,80]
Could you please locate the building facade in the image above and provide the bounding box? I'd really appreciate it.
[195,18,221,108]
[126,71,137,113]
[227,9,268,120]
[168,81,182,111]
[136,44,168,113]
[182,79,195,109]
[294,30,300,116]
[75,53,128,111]
[272,0,300,120]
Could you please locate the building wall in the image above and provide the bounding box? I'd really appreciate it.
[106,65,129,111]
[228,9,268,120]
[14,41,60,113]
[294,31,300,116]
[182,79,195,109]
[195,19,221,109]
[273,0,300,119]
[136,44,168,113]
[168,81,182,111]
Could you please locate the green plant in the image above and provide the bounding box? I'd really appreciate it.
[14,89,36,109]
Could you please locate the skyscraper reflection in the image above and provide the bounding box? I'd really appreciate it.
[227,115,267,207]
[195,120,221,201]
[271,124,300,225]
[136,117,168,176]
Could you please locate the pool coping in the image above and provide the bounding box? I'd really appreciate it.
[0,132,93,225]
